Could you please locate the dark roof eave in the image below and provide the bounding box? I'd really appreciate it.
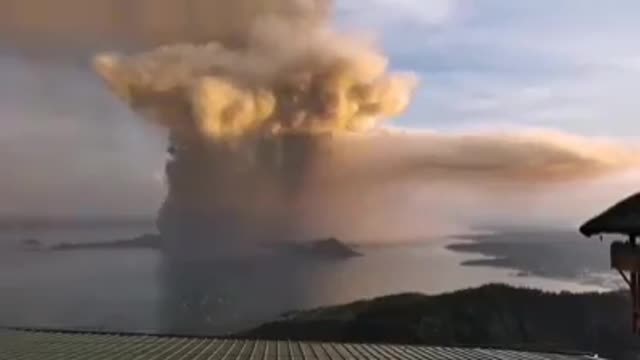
[579,221,640,238]
[579,192,640,238]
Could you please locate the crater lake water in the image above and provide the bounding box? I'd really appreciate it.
[0,223,616,335]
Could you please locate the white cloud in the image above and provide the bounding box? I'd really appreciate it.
[337,0,458,26]
[389,1,640,138]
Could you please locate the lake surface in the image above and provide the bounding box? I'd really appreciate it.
[0,224,615,336]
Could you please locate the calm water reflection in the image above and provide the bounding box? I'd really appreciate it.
[0,226,607,335]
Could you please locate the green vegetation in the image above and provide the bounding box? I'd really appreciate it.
[241,284,640,359]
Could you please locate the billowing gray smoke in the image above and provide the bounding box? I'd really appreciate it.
[1,0,638,246]
[0,0,331,49]
[86,0,640,254]
[90,0,421,253]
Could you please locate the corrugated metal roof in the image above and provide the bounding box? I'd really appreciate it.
[0,329,599,360]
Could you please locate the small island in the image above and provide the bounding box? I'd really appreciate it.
[271,237,362,259]
[307,237,362,258]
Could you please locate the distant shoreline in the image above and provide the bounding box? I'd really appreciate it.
[0,217,155,230]
[43,234,362,261]
[49,233,162,251]
[446,229,619,289]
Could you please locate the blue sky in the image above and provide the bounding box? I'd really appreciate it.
[338,0,640,137]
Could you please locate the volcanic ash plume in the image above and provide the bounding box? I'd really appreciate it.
[93,0,418,252]
[92,0,640,250]
[93,29,416,139]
